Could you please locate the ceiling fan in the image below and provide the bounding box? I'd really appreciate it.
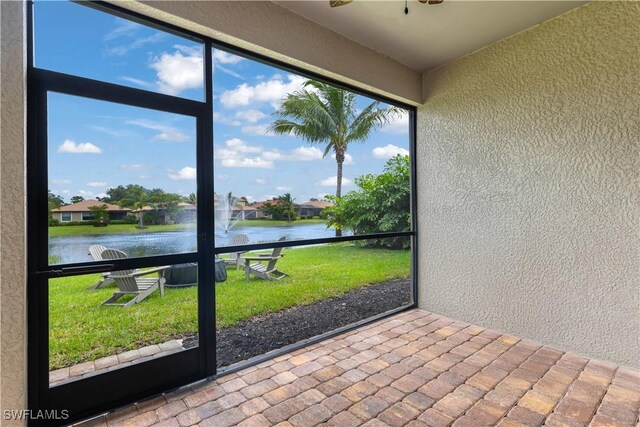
[330,0,443,15]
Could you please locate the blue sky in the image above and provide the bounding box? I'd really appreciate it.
[37,1,409,204]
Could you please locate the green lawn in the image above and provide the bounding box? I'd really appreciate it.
[49,243,410,369]
[48,223,193,237]
[48,219,326,237]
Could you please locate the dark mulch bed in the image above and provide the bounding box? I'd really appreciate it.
[183,278,411,368]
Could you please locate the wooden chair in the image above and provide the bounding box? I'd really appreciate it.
[221,234,249,269]
[87,244,132,289]
[100,249,169,307]
[242,236,288,281]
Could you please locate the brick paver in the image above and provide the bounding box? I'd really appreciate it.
[75,310,640,426]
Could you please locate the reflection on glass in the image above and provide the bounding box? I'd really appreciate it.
[212,48,410,246]
[215,238,412,368]
[47,93,197,265]
[49,265,199,387]
[35,0,204,100]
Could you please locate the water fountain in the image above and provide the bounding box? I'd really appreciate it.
[214,192,242,233]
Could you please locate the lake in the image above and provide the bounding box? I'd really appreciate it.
[49,223,347,265]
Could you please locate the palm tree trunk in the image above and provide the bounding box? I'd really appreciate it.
[335,153,344,237]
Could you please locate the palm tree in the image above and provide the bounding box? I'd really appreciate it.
[120,187,149,229]
[269,80,399,235]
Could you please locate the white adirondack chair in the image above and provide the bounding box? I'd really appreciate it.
[242,236,288,281]
[87,244,130,289]
[100,249,169,307]
[221,234,249,269]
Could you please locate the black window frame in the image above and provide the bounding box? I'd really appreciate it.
[26,1,419,424]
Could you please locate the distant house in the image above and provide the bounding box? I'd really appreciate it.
[132,202,197,224]
[213,196,270,220]
[51,199,131,223]
[241,201,270,219]
[298,200,334,219]
[176,202,197,223]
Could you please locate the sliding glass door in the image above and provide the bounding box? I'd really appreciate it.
[28,1,215,421]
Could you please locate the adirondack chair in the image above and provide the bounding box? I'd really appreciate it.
[101,249,169,307]
[242,236,288,281]
[87,244,133,289]
[221,234,249,269]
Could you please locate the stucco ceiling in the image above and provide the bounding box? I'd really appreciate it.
[275,1,588,72]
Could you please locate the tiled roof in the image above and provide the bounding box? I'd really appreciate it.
[300,200,334,208]
[51,199,130,213]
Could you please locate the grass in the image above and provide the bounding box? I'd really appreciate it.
[48,219,326,237]
[48,243,410,369]
[48,223,193,237]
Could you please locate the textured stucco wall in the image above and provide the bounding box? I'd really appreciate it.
[110,0,422,106]
[0,0,27,420]
[417,2,640,367]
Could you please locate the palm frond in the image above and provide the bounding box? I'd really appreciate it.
[269,87,337,143]
[346,102,400,143]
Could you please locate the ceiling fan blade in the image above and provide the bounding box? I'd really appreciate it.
[418,0,428,3]
[330,0,352,7]
[428,0,444,4]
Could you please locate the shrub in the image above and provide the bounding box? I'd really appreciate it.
[324,154,410,249]
[123,214,138,224]
[48,217,60,226]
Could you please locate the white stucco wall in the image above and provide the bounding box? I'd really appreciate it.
[417,2,640,367]
[0,0,27,421]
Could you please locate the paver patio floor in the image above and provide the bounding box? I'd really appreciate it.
[76,309,640,427]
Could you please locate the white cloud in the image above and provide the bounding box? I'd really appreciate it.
[52,179,72,185]
[213,112,241,126]
[215,139,330,169]
[89,125,131,138]
[127,119,189,142]
[382,110,409,134]
[57,139,102,154]
[241,124,273,136]
[221,158,274,169]
[104,19,138,41]
[213,50,244,65]
[217,174,229,181]
[87,182,107,188]
[262,150,283,161]
[216,65,244,80]
[120,163,145,171]
[255,178,267,185]
[235,109,266,123]
[120,76,153,89]
[276,186,291,192]
[150,45,203,96]
[332,152,355,165]
[262,194,276,201]
[106,33,164,56]
[224,138,261,153]
[372,144,409,159]
[316,176,353,187]
[169,166,197,180]
[291,146,323,161]
[220,74,306,108]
